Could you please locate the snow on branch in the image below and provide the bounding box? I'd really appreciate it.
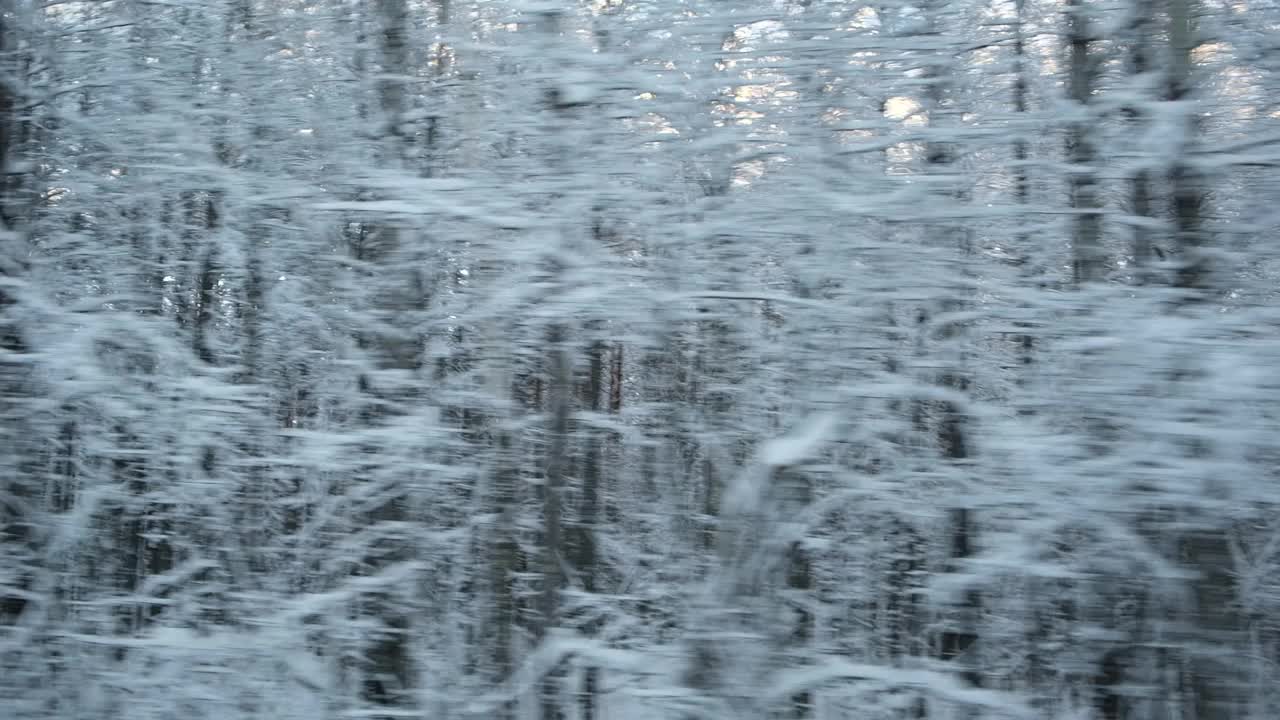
[760,412,840,468]
[771,659,1034,717]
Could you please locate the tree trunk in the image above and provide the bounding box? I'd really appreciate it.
[1068,0,1102,284]
[1126,0,1155,279]
[1167,0,1207,295]
[540,324,571,720]
[0,0,36,634]
[357,0,420,712]
[491,416,518,720]
[575,339,605,720]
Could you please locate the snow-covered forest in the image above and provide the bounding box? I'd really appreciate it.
[2,0,1279,717]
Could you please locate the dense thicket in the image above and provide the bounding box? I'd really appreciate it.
[3,0,1280,718]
